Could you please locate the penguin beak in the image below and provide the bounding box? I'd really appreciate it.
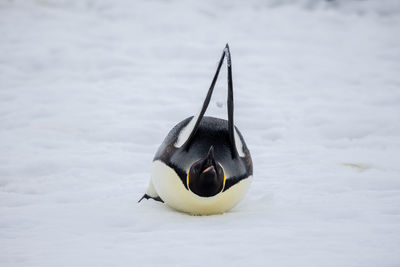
[202,165,215,174]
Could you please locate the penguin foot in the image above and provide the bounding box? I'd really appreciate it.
[138,194,164,203]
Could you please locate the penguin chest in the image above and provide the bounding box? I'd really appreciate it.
[151,160,251,215]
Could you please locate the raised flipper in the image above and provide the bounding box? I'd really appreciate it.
[175,44,240,158]
[225,44,238,159]
[138,180,164,203]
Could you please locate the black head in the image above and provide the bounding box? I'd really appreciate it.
[187,146,225,197]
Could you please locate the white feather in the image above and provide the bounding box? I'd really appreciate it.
[151,160,252,215]
[174,115,198,147]
[234,128,245,157]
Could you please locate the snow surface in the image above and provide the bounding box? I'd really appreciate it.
[1,0,400,266]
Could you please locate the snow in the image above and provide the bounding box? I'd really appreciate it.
[1,0,400,266]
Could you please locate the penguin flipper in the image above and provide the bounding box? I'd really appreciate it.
[138,180,164,203]
[173,48,226,149]
[177,44,239,158]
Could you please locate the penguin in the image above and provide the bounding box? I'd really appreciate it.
[139,44,253,215]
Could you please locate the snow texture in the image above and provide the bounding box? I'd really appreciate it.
[1,0,400,266]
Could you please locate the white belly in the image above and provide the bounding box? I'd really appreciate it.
[151,160,252,215]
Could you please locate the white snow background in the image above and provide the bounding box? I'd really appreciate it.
[1,0,400,266]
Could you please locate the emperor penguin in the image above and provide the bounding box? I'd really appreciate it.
[139,44,253,215]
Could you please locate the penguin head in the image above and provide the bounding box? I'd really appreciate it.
[187,146,225,197]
